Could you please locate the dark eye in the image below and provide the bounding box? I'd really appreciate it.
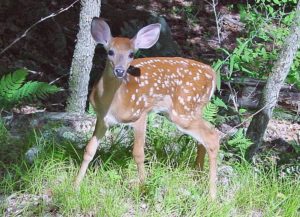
[108,50,114,56]
[129,52,134,58]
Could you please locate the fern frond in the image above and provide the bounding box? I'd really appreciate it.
[203,102,219,124]
[0,69,60,110]
[228,129,253,153]
[213,97,228,109]
[16,81,60,102]
[0,69,27,100]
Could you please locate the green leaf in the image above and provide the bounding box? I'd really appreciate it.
[235,39,249,56]
[0,69,60,109]
[203,102,218,124]
[239,108,247,114]
[213,97,228,109]
[215,70,221,91]
[229,55,236,76]
[212,59,224,72]
[0,69,27,99]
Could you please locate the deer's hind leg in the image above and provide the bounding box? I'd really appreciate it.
[196,144,206,170]
[171,113,220,199]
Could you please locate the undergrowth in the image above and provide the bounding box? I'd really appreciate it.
[0,114,299,216]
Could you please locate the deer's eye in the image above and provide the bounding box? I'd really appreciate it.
[108,50,114,56]
[129,52,134,58]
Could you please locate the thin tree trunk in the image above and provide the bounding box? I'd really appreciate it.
[246,1,300,160]
[66,0,101,113]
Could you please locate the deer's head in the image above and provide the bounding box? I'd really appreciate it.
[91,17,161,79]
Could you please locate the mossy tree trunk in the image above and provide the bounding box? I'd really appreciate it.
[67,0,101,114]
[246,1,300,160]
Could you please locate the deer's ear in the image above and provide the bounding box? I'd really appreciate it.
[131,23,161,50]
[91,17,112,48]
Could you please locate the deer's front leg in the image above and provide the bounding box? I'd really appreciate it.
[75,119,107,186]
[132,114,147,183]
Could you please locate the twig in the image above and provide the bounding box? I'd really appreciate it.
[206,0,222,45]
[49,74,68,85]
[223,99,277,137]
[26,69,43,75]
[226,81,239,113]
[0,0,79,56]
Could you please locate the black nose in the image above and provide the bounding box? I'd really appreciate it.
[114,68,125,77]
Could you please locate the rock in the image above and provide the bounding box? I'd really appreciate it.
[25,146,40,164]
[3,112,96,151]
[3,112,134,162]
[218,165,235,186]
[4,112,96,137]
[3,193,52,216]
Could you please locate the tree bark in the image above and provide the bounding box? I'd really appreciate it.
[66,0,101,114]
[246,1,300,160]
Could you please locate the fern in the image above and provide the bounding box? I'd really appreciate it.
[0,69,60,109]
[15,81,59,101]
[203,102,219,124]
[227,129,253,157]
[0,69,27,101]
[0,118,8,142]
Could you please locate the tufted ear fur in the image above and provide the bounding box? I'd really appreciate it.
[131,23,161,50]
[91,17,112,48]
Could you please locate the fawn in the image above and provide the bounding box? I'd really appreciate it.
[75,17,220,199]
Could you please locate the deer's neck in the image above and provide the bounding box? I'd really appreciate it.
[92,60,122,115]
[102,61,121,83]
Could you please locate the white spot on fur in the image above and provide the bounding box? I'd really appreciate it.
[205,73,212,79]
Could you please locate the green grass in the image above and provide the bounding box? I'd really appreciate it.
[0,114,299,216]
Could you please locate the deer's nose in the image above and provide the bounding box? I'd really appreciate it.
[114,68,126,78]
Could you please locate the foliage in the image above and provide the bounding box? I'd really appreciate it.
[170,3,198,25]
[225,129,253,160]
[203,97,227,124]
[87,103,96,116]
[203,102,219,124]
[1,130,299,216]
[214,1,300,88]
[0,69,60,110]
[290,139,300,154]
[0,118,8,143]
[256,0,297,7]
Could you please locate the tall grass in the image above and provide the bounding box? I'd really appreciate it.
[0,114,299,216]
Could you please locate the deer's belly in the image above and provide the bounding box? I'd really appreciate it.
[103,108,140,127]
[103,112,120,127]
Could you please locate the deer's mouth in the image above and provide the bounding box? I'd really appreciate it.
[114,67,126,78]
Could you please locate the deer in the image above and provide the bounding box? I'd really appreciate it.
[74,17,220,199]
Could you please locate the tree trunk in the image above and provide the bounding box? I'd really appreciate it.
[66,0,101,114]
[246,1,300,160]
